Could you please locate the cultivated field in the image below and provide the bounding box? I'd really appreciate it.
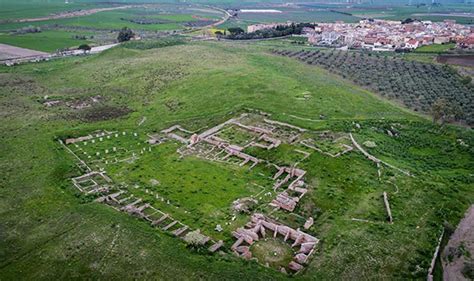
[337,4,474,24]
[0,2,225,52]
[0,43,47,59]
[437,55,474,68]
[273,49,474,125]
[0,41,472,280]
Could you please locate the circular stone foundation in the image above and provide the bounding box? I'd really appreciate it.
[250,238,294,269]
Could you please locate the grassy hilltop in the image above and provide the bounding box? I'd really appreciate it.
[0,41,473,279]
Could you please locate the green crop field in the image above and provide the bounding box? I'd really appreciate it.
[0,40,472,279]
[0,1,226,52]
[342,4,474,24]
[414,43,456,54]
[0,30,94,52]
[236,9,360,24]
[0,1,104,20]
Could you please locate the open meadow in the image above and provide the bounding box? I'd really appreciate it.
[0,40,472,279]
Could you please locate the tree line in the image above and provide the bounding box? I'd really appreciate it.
[224,23,316,40]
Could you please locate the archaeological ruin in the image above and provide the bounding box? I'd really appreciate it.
[61,111,406,274]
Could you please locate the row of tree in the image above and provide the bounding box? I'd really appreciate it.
[274,49,473,125]
[225,23,315,40]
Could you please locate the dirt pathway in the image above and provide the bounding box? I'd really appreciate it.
[442,204,474,281]
[0,43,47,60]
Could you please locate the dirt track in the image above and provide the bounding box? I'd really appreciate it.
[0,43,47,60]
[442,205,474,281]
[15,6,133,23]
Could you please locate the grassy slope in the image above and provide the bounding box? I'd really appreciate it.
[0,42,472,280]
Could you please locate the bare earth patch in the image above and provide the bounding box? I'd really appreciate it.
[76,105,132,122]
[437,55,474,68]
[442,205,474,280]
[0,43,48,60]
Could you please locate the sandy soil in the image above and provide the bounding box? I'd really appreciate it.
[0,43,48,60]
[442,205,474,281]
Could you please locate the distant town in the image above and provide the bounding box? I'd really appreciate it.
[247,19,474,51]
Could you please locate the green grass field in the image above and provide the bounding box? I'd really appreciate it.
[345,4,474,24]
[414,43,456,54]
[0,40,472,280]
[0,1,104,20]
[237,9,360,24]
[0,2,226,51]
[0,11,205,32]
[0,30,94,52]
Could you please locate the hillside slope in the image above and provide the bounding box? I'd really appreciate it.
[0,42,472,280]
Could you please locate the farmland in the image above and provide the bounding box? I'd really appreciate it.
[0,30,94,52]
[0,0,472,279]
[227,8,360,28]
[0,40,473,279]
[414,43,455,54]
[334,4,474,24]
[273,49,474,125]
[0,2,225,52]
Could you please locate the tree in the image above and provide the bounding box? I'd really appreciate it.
[460,75,472,85]
[227,27,244,35]
[431,98,464,125]
[117,27,134,42]
[78,44,91,54]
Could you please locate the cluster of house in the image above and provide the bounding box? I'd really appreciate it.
[304,19,473,51]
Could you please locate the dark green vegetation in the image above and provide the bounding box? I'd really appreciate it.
[117,27,134,42]
[0,39,473,280]
[226,23,315,40]
[122,36,187,50]
[273,49,474,125]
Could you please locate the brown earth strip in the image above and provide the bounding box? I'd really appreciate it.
[442,205,474,281]
[0,43,48,60]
